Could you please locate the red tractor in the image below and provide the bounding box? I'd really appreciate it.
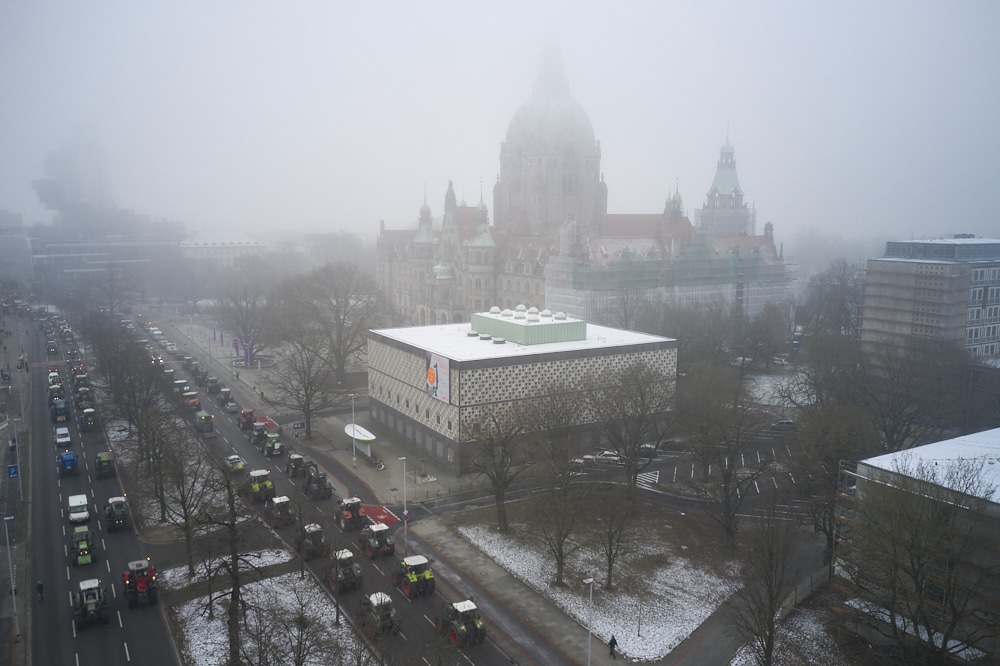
[238,408,255,430]
[123,557,159,608]
[338,497,369,531]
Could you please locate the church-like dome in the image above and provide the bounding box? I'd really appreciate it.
[504,49,595,153]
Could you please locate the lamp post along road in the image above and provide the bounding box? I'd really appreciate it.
[350,393,357,468]
[399,456,408,555]
[5,516,19,637]
[583,577,594,666]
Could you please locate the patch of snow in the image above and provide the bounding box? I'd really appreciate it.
[159,548,294,590]
[730,606,848,666]
[459,524,740,662]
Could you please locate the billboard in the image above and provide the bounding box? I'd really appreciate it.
[426,353,450,403]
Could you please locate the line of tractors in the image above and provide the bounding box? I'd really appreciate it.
[40,317,160,633]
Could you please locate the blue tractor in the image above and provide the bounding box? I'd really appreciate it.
[57,450,80,477]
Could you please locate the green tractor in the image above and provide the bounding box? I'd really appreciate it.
[434,600,487,646]
[94,451,116,479]
[105,496,132,532]
[263,495,295,528]
[294,523,330,561]
[391,555,435,599]
[323,549,364,594]
[71,526,96,566]
[246,469,276,503]
[355,592,399,638]
[358,522,395,560]
[73,579,110,630]
[249,421,267,447]
[206,376,219,395]
[80,407,98,432]
[260,431,284,457]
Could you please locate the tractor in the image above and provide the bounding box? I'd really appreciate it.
[217,386,232,406]
[246,469,276,503]
[358,523,395,559]
[239,408,255,430]
[434,600,486,646]
[74,388,93,411]
[71,526,96,566]
[73,579,110,630]
[294,523,330,561]
[57,450,80,477]
[249,421,267,447]
[337,497,369,531]
[105,497,132,531]
[302,461,334,500]
[95,451,116,478]
[80,407,98,432]
[355,592,399,638]
[206,376,219,395]
[260,431,284,457]
[323,549,364,594]
[123,558,158,608]
[263,495,295,528]
[391,555,435,599]
[285,453,307,477]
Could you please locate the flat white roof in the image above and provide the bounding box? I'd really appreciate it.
[371,321,673,363]
[862,428,1000,503]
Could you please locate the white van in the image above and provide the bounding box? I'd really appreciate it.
[68,494,90,523]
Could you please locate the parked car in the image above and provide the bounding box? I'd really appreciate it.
[772,357,790,366]
[770,419,796,431]
[730,356,753,368]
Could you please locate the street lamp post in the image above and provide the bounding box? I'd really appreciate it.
[349,393,357,468]
[5,516,19,637]
[583,577,594,666]
[12,418,21,503]
[399,456,408,555]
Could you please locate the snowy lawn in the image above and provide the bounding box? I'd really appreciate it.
[730,594,852,666]
[158,548,294,591]
[458,521,740,662]
[172,571,366,666]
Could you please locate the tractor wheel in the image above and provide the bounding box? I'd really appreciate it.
[402,579,412,599]
[387,544,395,556]
[427,578,436,595]
[449,628,459,645]
[339,515,347,531]
[390,572,398,585]
[434,616,442,632]
[476,627,486,644]
[367,545,375,559]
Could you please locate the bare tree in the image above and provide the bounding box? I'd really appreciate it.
[525,392,589,586]
[586,361,675,506]
[588,482,635,591]
[799,258,863,338]
[679,364,771,544]
[303,262,383,384]
[729,511,797,666]
[467,406,533,533]
[641,296,733,370]
[217,281,271,365]
[837,456,1000,664]
[266,288,336,439]
[593,286,646,331]
[789,404,879,568]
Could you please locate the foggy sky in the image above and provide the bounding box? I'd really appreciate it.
[2,1,999,256]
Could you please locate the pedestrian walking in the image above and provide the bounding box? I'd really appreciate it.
[609,634,618,659]
[36,581,43,602]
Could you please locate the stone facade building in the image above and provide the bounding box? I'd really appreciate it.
[376,56,793,330]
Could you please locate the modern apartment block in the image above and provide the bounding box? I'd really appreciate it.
[859,236,1000,358]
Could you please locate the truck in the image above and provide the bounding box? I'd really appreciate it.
[194,410,216,438]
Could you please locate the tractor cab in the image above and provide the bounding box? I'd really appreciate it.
[392,554,435,598]
[325,548,364,593]
[71,526,95,566]
[261,431,284,457]
[359,522,395,559]
[356,592,399,636]
[294,522,330,561]
[249,421,267,446]
[285,453,306,477]
[239,408,255,430]
[264,495,294,528]
[436,599,486,646]
[94,451,116,478]
[247,469,275,503]
[80,407,98,431]
[57,450,80,477]
[105,496,132,531]
[338,496,368,531]
[73,579,110,630]
[123,557,158,608]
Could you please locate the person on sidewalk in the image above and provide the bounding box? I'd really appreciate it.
[609,634,618,659]
[36,581,43,602]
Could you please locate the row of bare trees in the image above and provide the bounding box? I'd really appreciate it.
[75,309,360,666]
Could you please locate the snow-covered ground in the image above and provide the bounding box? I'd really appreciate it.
[458,523,740,662]
[730,605,848,666]
[172,570,366,666]
[158,548,293,591]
